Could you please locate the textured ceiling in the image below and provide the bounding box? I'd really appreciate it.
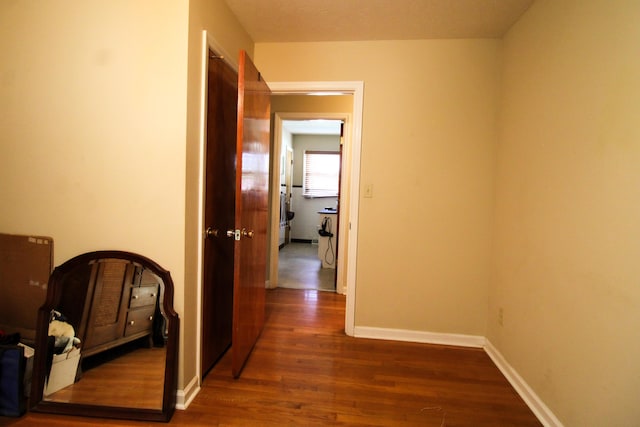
[224,0,535,43]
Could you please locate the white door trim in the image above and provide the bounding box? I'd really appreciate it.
[269,81,363,337]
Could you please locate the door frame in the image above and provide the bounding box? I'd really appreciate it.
[269,112,350,293]
[283,146,293,245]
[194,31,238,391]
[195,30,363,387]
[269,81,363,341]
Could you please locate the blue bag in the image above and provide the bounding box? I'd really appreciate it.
[0,345,26,417]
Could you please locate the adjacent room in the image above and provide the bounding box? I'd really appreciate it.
[276,118,342,292]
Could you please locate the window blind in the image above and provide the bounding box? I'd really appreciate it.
[303,150,340,198]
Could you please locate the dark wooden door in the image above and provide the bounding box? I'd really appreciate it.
[231,51,271,377]
[201,51,237,375]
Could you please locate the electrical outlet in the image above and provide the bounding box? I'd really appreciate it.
[498,308,504,327]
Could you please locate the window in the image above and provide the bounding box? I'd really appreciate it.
[303,150,340,198]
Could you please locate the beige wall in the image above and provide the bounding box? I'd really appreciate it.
[0,0,190,359]
[1,0,191,387]
[271,95,353,114]
[490,1,640,425]
[0,0,188,266]
[0,0,254,393]
[184,0,254,389]
[256,40,500,335]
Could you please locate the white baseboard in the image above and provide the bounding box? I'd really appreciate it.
[176,375,200,410]
[174,328,559,425]
[484,340,563,427]
[353,326,485,348]
[353,326,561,426]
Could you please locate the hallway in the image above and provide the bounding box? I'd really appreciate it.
[278,242,335,291]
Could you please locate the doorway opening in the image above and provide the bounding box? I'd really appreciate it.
[276,118,343,292]
[267,83,363,341]
[268,110,351,295]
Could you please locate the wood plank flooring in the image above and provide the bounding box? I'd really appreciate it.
[6,288,541,426]
[45,346,165,409]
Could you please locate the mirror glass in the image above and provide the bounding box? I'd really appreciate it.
[30,251,179,422]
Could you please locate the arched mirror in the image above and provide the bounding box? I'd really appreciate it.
[29,251,179,422]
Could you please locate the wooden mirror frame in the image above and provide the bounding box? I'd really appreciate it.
[29,250,179,422]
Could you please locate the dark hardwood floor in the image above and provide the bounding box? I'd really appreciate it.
[7,288,541,426]
[45,346,165,409]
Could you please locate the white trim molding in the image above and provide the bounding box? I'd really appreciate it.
[353,326,563,426]
[484,340,564,427]
[354,326,485,348]
[176,375,200,410]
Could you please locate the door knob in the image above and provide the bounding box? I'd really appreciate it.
[205,227,219,238]
[222,229,249,240]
